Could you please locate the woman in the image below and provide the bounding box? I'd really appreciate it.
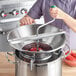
[20,0,76,32]
[20,0,76,49]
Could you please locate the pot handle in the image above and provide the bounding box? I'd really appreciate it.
[30,59,35,71]
[61,44,71,58]
[5,52,19,64]
[20,52,35,71]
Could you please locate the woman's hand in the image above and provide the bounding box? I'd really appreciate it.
[50,6,76,32]
[49,7,66,19]
[20,15,35,26]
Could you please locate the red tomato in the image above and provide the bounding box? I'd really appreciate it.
[30,48,35,51]
[34,48,37,51]
[71,52,76,58]
[65,55,76,61]
[30,48,42,51]
[38,48,42,50]
[64,59,76,67]
[64,51,76,66]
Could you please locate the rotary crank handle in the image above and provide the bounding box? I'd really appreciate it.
[50,5,56,8]
[37,18,55,35]
[37,5,56,35]
[9,18,56,45]
[50,6,71,58]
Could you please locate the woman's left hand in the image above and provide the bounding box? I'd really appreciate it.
[50,6,76,32]
[49,7,66,19]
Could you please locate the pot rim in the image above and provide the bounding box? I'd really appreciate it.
[15,51,62,65]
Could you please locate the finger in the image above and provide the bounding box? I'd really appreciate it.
[20,20,25,25]
[50,11,58,18]
[32,19,35,23]
[20,19,23,24]
[25,18,31,25]
[20,17,25,24]
[20,20,27,25]
[50,8,56,12]
[22,18,28,25]
[50,12,58,15]
[29,19,33,24]
[50,8,58,13]
[50,10,58,15]
[29,19,35,24]
[51,14,57,18]
[50,10,58,14]
[20,23,24,26]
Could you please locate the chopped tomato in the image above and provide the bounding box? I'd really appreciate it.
[65,55,76,61]
[71,52,76,58]
[64,59,76,67]
[30,48,42,51]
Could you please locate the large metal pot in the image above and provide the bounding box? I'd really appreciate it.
[6,47,70,76]
[15,49,61,63]
[15,51,62,76]
[6,24,71,76]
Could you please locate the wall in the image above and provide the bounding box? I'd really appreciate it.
[70,29,76,50]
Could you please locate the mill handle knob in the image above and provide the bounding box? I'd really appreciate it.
[0,11,7,17]
[21,8,27,14]
[9,9,19,16]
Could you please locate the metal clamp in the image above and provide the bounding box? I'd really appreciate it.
[6,52,19,64]
[6,51,35,71]
[20,52,35,71]
[61,44,71,58]
[30,59,35,71]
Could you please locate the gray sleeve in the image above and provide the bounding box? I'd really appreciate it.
[27,0,43,19]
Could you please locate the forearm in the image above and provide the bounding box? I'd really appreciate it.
[63,13,76,32]
[50,7,76,32]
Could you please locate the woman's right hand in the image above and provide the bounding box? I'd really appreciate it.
[20,15,35,26]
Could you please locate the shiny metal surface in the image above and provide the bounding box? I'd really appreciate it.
[7,24,66,53]
[0,0,36,52]
[0,33,15,52]
[0,2,27,31]
[15,54,62,76]
[8,18,65,44]
[8,30,65,44]
[0,0,36,31]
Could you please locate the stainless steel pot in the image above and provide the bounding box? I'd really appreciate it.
[15,51,62,76]
[6,47,70,76]
[6,24,70,76]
